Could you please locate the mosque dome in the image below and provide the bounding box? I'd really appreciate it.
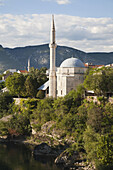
[60,58,85,68]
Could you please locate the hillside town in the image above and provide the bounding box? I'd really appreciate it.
[0,16,113,170]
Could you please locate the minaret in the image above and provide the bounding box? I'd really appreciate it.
[49,15,57,98]
[28,58,30,72]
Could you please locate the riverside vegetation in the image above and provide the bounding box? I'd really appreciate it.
[0,67,113,169]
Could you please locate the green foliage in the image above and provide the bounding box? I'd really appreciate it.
[83,101,113,167]
[2,69,113,169]
[83,126,99,161]
[65,143,77,157]
[29,67,48,89]
[5,73,26,97]
[84,67,113,96]
[24,67,48,97]
[5,67,48,98]
[32,123,41,132]
[97,135,113,165]
[20,98,39,114]
[0,81,5,90]
[0,121,9,136]
[0,92,13,118]
[25,75,37,97]
[32,97,54,124]
[8,111,32,136]
[87,103,104,133]
[97,96,107,105]
[84,128,113,167]
[0,74,2,80]
[36,90,45,99]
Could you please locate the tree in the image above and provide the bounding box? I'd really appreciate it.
[84,67,113,96]
[0,74,2,80]
[5,73,26,97]
[32,97,54,124]
[0,81,5,90]
[87,103,104,133]
[8,111,32,136]
[83,102,113,168]
[29,67,48,88]
[97,135,113,165]
[36,90,45,99]
[0,92,13,118]
[25,75,37,97]
[83,126,99,161]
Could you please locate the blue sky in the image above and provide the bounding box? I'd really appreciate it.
[0,0,113,17]
[0,0,113,52]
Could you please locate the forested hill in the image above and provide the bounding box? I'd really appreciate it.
[0,44,113,73]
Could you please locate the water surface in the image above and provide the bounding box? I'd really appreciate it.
[0,143,63,170]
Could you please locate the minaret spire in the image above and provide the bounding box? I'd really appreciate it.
[49,15,57,98]
[50,15,55,44]
[28,58,30,72]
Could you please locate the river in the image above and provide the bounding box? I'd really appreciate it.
[0,142,63,170]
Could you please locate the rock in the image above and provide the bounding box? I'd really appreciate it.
[41,121,55,133]
[41,121,65,139]
[32,128,36,135]
[55,150,79,166]
[33,143,58,156]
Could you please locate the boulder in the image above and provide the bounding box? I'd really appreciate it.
[41,121,55,133]
[55,150,79,166]
[33,143,58,156]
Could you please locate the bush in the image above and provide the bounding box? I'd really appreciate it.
[20,98,39,114]
[0,81,5,90]
[8,111,32,137]
[32,98,54,124]
[0,121,9,136]
[0,92,13,118]
[32,123,41,132]
[36,90,45,99]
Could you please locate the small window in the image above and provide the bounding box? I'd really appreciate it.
[67,69,69,75]
[61,90,62,95]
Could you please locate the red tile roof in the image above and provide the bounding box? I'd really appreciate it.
[19,70,28,73]
[84,63,104,68]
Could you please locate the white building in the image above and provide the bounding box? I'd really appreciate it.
[3,69,16,74]
[56,58,87,97]
[39,15,87,98]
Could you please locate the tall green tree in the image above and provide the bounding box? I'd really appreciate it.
[25,75,37,97]
[29,67,48,88]
[5,73,26,97]
[0,92,13,118]
[83,102,113,168]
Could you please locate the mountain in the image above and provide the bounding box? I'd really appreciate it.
[0,44,113,73]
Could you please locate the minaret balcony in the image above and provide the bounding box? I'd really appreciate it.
[49,43,57,48]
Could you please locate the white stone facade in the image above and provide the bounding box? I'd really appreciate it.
[56,67,87,97]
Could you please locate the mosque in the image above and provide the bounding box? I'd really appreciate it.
[39,16,87,98]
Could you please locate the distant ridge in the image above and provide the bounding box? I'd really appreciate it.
[0,44,113,73]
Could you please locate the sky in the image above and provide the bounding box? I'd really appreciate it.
[0,0,113,52]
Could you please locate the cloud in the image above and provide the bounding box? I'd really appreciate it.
[56,0,71,5]
[0,0,4,6]
[42,0,71,5]
[0,14,113,52]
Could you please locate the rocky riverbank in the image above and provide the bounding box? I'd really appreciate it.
[0,120,96,170]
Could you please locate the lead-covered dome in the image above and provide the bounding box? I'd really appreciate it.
[60,58,85,68]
